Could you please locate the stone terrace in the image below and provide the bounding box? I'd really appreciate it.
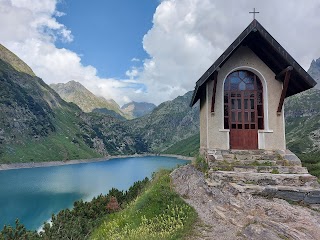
[205,149,320,205]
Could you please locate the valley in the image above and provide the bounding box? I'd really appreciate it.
[0,44,320,180]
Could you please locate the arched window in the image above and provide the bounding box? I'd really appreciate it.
[224,70,264,130]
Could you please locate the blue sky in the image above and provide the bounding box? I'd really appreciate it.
[0,0,319,106]
[56,0,158,79]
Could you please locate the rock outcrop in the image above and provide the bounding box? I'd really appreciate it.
[308,58,320,89]
[171,164,320,240]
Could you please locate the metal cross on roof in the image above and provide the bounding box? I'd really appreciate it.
[249,8,259,20]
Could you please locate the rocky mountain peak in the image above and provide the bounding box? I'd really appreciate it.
[50,80,91,95]
[308,57,320,89]
[50,81,128,119]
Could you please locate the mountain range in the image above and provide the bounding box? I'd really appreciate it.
[0,44,147,162]
[0,44,198,162]
[50,81,156,120]
[121,101,156,118]
[0,44,320,166]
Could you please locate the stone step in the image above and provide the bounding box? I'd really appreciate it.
[221,154,236,160]
[208,171,319,187]
[211,159,278,166]
[207,149,302,166]
[226,182,320,204]
[232,166,308,174]
[226,149,278,155]
[233,154,279,161]
[220,154,279,161]
[210,165,308,174]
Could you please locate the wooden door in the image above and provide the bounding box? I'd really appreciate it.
[224,71,263,150]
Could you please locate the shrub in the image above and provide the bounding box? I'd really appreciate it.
[106,196,120,213]
[0,219,40,240]
[193,154,208,173]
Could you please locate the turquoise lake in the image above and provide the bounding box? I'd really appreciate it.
[0,156,188,230]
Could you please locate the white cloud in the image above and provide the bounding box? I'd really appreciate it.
[54,10,65,17]
[11,0,56,13]
[0,0,319,106]
[0,0,135,105]
[125,67,139,79]
[133,0,320,105]
[131,57,140,62]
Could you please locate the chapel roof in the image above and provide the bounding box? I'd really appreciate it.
[190,19,317,106]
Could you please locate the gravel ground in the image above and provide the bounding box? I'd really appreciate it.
[171,164,320,240]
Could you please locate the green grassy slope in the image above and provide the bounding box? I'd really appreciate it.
[91,170,196,240]
[127,91,200,152]
[285,89,320,154]
[162,133,200,156]
[284,89,320,177]
[1,107,101,163]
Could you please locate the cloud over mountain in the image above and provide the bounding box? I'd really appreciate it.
[0,0,319,106]
[136,0,320,104]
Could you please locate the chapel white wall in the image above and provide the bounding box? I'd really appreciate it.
[199,46,286,151]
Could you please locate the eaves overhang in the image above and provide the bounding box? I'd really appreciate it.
[190,19,317,107]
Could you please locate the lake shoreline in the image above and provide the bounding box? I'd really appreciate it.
[0,154,193,171]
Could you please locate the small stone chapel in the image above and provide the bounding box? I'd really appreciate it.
[190,19,317,155]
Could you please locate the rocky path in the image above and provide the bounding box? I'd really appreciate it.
[171,165,320,240]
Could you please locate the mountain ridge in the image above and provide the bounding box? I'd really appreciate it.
[0,44,148,162]
[121,101,156,118]
[0,46,104,162]
[0,45,35,77]
[50,81,128,119]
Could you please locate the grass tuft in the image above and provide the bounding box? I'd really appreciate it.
[193,154,209,173]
